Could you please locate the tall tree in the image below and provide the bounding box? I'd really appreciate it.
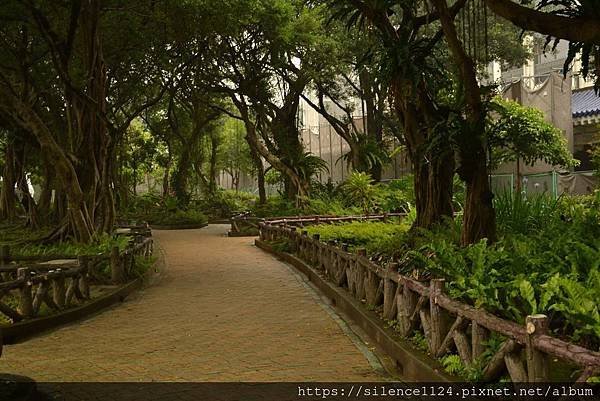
[203,0,331,200]
[316,0,460,229]
[0,0,189,241]
[431,0,497,244]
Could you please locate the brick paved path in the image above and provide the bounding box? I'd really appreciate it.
[1,225,384,382]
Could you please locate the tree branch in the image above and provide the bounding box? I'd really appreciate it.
[414,0,468,29]
[484,0,600,43]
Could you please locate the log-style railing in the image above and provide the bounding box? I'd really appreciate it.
[114,221,152,238]
[230,212,406,236]
[259,220,600,383]
[0,232,153,324]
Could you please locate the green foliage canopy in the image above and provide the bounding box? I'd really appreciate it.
[488,97,578,169]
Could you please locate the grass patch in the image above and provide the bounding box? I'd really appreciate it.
[305,220,410,256]
[12,234,130,258]
[0,223,53,245]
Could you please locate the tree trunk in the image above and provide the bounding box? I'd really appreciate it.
[132,162,138,196]
[52,189,67,224]
[413,151,455,229]
[256,168,266,202]
[162,168,170,197]
[0,139,18,222]
[37,156,53,222]
[14,139,38,228]
[209,133,219,195]
[99,152,116,233]
[391,79,455,229]
[301,91,365,174]
[271,106,307,199]
[431,0,497,245]
[232,96,307,201]
[360,69,384,181]
[172,147,191,205]
[249,145,266,204]
[349,141,363,173]
[11,97,94,243]
[75,0,114,235]
[162,149,172,197]
[461,157,497,244]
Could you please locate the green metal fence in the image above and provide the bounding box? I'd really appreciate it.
[490,170,597,199]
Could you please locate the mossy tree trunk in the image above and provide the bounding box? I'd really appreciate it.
[432,0,497,245]
[0,137,18,222]
[391,79,455,230]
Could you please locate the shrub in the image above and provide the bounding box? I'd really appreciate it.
[253,196,298,218]
[376,176,414,214]
[494,191,561,235]
[197,189,258,219]
[146,209,208,226]
[341,172,379,214]
[121,193,209,226]
[252,194,358,218]
[305,201,600,348]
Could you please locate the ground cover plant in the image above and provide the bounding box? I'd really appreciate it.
[13,234,130,259]
[305,190,600,351]
[0,223,130,258]
[251,173,418,218]
[0,223,145,326]
[306,220,411,256]
[196,190,259,219]
[121,194,208,227]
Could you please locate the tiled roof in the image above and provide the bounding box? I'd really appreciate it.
[572,87,600,118]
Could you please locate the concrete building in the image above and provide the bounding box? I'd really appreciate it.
[219,37,598,195]
[572,88,600,171]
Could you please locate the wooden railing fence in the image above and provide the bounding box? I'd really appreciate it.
[230,212,406,235]
[0,232,153,324]
[259,219,600,383]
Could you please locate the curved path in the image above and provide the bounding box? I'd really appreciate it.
[1,225,384,382]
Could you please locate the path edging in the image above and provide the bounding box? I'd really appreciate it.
[150,222,208,230]
[255,239,454,382]
[1,253,164,345]
[227,231,258,237]
[208,219,231,224]
[2,279,142,344]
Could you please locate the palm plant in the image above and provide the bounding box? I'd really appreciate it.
[340,171,379,214]
[293,152,329,182]
[340,135,390,174]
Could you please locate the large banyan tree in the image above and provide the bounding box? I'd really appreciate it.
[316,0,532,244]
[0,0,112,242]
[0,0,168,242]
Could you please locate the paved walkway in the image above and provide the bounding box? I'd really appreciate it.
[1,225,384,382]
